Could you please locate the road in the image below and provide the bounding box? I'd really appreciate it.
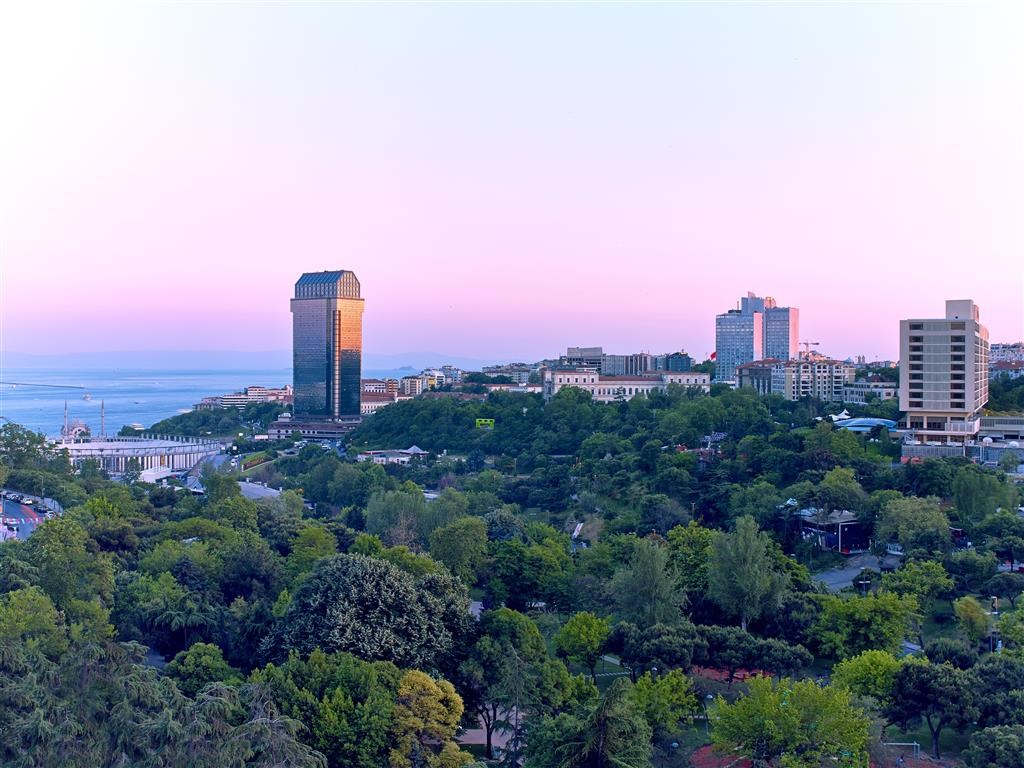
[1,490,59,541]
[813,554,881,592]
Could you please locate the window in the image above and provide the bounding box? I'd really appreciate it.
[951,322,965,330]
[910,373,923,380]
[910,355,923,362]
[910,364,923,371]
[951,335,965,342]
[910,323,923,330]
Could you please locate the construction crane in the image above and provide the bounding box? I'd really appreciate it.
[800,341,820,360]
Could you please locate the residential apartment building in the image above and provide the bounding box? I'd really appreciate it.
[482,364,534,384]
[899,299,989,446]
[542,368,710,402]
[841,378,898,404]
[991,342,1024,363]
[196,385,293,410]
[714,293,799,383]
[400,376,425,396]
[771,359,855,402]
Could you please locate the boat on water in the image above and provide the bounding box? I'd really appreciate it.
[82,393,92,401]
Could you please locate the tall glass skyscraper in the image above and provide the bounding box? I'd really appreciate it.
[291,270,364,420]
[714,293,798,382]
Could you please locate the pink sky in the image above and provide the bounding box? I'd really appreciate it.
[2,3,1022,364]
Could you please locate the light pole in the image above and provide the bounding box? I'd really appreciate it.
[702,693,714,735]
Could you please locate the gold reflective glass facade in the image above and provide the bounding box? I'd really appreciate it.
[291,271,364,419]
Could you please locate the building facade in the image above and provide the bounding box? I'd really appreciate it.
[771,359,855,402]
[715,293,799,383]
[291,270,364,420]
[542,368,710,402]
[841,378,898,404]
[736,360,780,395]
[899,299,989,446]
[991,342,1024,363]
[764,305,799,362]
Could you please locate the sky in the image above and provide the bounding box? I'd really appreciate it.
[2,2,1022,365]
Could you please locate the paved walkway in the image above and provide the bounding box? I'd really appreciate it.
[814,553,881,592]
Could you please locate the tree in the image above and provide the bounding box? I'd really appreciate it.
[695,625,810,686]
[812,593,916,659]
[946,549,999,594]
[832,649,903,703]
[459,608,571,760]
[711,676,870,768]
[285,525,338,582]
[555,612,611,682]
[608,621,705,681]
[953,464,1017,528]
[986,572,1024,609]
[389,670,472,768]
[263,554,469,670]
[964,725,1024,768]
[815,467,866,513]
[954,596,989,644]
[881,560,953,643]
[876,497,951,556]
[0,586,69,659]
[924,638,977,669]
[628,669,697,737]
[609,538,685,629]
[429,517,488,584]
[887,659,977,759]
[666,521,715,596]
[166,641,242,696]
[972,655,1024,727]
[366,489,427,549]
[707,516,787,630]
[525,678,651,768]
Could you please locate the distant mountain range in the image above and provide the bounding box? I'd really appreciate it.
[1,349,507,372]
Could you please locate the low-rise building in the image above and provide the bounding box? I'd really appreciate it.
[356,445,429,465]
[542,368,710,402]
[196,385,293,410]
[360,391,399,415]
[482,364,534,384]
[841,377,898,404]
[991,361,1024,380]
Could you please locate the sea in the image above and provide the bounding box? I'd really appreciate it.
[0,367,411,437]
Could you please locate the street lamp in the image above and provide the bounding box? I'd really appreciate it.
[702,693,714,735]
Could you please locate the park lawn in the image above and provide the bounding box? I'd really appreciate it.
[241,458,275,476]
[885,721,975,760]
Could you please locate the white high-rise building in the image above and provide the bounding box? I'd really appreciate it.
[715,293,799,383]
[899,299,989,445]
